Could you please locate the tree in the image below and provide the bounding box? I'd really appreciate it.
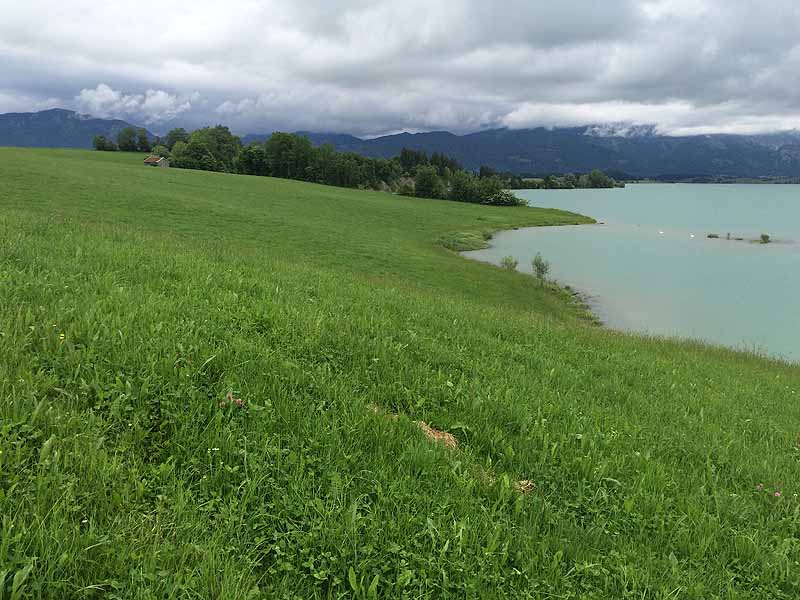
[264,132,313,179]
[430,152,461,176]
[170,140,218,171]
[477,176,503,202]
[374,158,402,188]
[308,143,337,184]
[414,166,445,199]
[578,169,615,189]
[239,143,269,176]
[187,126,241,172]
[478,165,497,179]
[151,144,170,158]
[164,128,190,150]
[449,170,479,203]
[137,128,151,153]
[399,148,428,174]
[116,127,138,152]
[532,253,550,286]
[543,175,560,189]
[92,135,116,151]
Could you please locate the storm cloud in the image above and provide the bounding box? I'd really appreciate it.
[1,0,799,135]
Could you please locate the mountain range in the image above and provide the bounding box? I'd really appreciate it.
[0,109,151,149]
[3,109,800,177]
[244,127,800,178]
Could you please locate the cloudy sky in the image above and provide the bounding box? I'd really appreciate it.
[1,0,799,136]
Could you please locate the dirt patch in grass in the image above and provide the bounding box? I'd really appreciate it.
[415,420,459,449]
[369,403,535,492]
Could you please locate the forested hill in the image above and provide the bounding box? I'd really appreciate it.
[246,127,800,178]
[0,109,151,148]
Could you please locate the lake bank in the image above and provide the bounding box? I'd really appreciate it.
[464,184,800,362]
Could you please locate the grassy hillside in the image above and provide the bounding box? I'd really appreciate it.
[1,148,799,599]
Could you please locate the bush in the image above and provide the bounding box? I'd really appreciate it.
[760,233,771,244]
[152,145,170,158]
[532,253,550,285]
[707,233,720,239]
[92,135,117,151]
[437,232,488,252]
[397,182,415,197]
[483,190,525,207]
[500,255,518,271]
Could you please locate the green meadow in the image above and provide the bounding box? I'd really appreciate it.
[1,148,799,598]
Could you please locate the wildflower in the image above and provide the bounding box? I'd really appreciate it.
[59,333,65,341]
[756,483,764,491]
[234,398,244,407]
[775,491,782,498]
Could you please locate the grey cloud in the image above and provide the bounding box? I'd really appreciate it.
[1,0,799,136]
[75,84,195,124]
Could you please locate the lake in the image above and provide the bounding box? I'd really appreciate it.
[463,184,800,362]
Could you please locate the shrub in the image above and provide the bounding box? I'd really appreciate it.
[397,182,415,197]
[92,135,117,151]
[760,233,771,244]
[152,144,171,158]
[707,234,720,239]
[483,190,525,207]
[532,253,550,285]
[500,255,518,271]
[437,232,487,252]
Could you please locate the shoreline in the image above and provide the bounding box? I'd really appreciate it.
[457,220,604,327]
[461,220,800,364]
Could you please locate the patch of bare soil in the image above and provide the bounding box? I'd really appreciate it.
[368,403,534,494]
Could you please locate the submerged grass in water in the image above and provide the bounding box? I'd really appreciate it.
[1,149,799,598]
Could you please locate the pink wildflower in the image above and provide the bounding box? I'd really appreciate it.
[775,491,782,498]
[234,398,244,407]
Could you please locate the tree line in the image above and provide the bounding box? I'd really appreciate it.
[94,126,524,206]
[521,171,624,189]
[93,125,621,201]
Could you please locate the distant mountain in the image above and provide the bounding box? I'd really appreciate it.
[5,108,800,177]
[261,126,800,178]
[0,108,152,148]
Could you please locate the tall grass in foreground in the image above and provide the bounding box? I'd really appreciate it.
[1,149,799,598]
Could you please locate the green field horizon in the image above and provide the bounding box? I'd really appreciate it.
[2,148,799,598]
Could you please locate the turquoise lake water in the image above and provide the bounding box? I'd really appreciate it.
[463,184,800,362]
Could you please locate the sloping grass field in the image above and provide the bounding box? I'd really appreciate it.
[1,148,799,598]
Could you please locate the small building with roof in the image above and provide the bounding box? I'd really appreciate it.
[143,155,169,168]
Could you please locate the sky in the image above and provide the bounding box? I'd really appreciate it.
[1,0,799,136]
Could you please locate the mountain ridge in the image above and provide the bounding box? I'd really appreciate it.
[3,108,800,177]
[0,108,152,149]
[245,125,800,177]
